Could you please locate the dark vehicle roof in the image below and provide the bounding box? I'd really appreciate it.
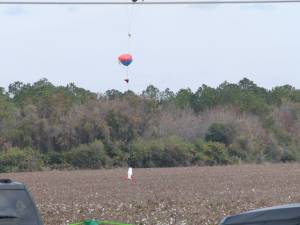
[0,179,44,225]
[0,179,25,190]
[220,203,300,225]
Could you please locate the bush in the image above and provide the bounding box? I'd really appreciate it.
[205,142,231,165]
[228,137,253,162]
[104,140,128,167]
[205,123,236,145]
[45,151,65,165]
[65,140,111,169]
[264,144,297,163]
[132,136,194,168]
[162,136,195,167]
[43,151,70,169]
[194,139,232,165]
[0,148,43,172]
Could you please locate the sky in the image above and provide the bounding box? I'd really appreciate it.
[0,1,300,93]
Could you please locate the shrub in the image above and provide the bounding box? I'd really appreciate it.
[205,123,236,145]
[132,136,194,168]
[65,140,111,169]
[104,140,128,167]
[194,139,232,165]
[264,144,297,163]
[228,137,253,162]
[43,151,70,169]
[0,147,43,172]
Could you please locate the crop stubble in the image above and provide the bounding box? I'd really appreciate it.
[2,164,300,225]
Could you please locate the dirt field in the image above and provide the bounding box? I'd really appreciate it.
[2,164,300,225]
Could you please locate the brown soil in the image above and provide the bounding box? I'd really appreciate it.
[2,164,300,225]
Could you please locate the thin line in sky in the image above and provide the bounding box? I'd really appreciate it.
[1,0,300,5]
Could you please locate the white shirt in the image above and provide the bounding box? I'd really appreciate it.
[127,167,133,180]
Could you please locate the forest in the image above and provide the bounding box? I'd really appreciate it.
[0,78,300,172]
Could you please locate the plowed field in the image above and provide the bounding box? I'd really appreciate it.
[2,164,300,225]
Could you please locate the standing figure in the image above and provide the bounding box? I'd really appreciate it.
[127,167,133,180]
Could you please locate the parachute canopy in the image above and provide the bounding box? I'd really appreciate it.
[118,54,133,66]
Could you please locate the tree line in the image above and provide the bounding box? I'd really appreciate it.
[0,78,300,172]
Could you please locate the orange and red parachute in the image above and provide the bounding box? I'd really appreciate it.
[118,54,133,83]
[118,54,133,66]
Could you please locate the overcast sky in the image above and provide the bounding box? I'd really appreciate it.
[0,1,299,93]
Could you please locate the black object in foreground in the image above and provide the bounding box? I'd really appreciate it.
[220,203,300,225]
[0,179,43,225]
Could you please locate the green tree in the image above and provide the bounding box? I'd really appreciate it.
[175,88,194,109]
[142,85,160,101]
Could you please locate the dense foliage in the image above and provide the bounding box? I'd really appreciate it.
[0,78,300,172]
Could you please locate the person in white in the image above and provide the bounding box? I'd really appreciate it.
[127,167,133,180]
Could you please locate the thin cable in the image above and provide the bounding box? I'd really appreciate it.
[128,3,135,36]
[127,3,135,51]
[1,0,300,4]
